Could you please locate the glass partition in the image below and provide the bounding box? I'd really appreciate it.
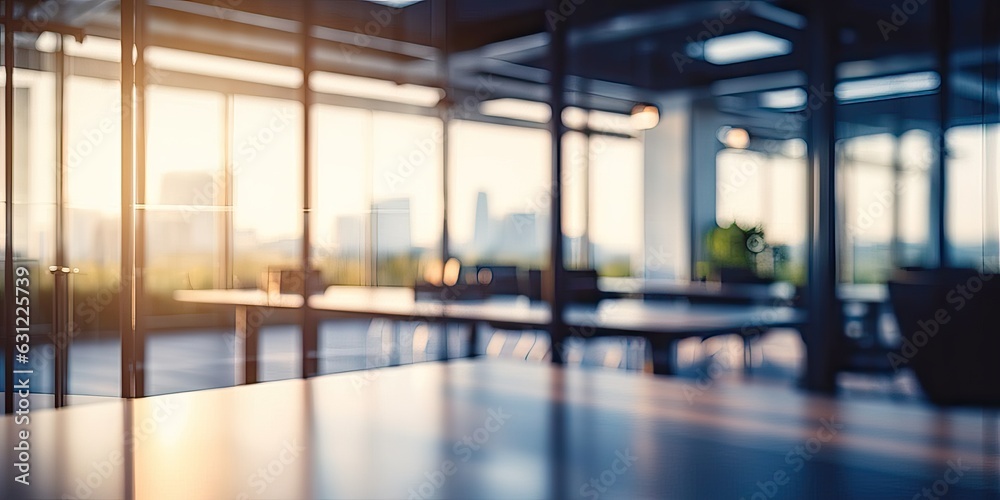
[449,120,551,269]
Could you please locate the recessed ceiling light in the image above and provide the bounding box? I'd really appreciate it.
[835,71,940,102]
[479,99,551,123]
[310,71,444,107]
[690,31,792,65]
[629,104,659,130]
[760,88,806,110]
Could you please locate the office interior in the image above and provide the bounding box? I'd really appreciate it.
[0,0,999,498]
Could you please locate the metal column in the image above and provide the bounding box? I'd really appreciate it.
[120,0,138,399]
[546,2,568,364]
[301,0,317,379]
[5,0,16,414]
[931,0,951,268]
[804,0,841,393]
[54,35,68,408]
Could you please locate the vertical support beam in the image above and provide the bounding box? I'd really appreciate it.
[4,2,15,414]
[890,126,902,269]
[363,111,374,286]
[221,95,234,289]
[804,0,840,393]
[436,0,451,268]
[644,99,690,281]
[54,36,68,408]
[120,0,137,399]
[580,129,591,268]
[687,101,723,280]
[931,0,951,268]
[133,0,147,398]
[546,2,568,364]
[300,0,317,379]
[984,0,1000,271]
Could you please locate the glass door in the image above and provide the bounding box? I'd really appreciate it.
[2,26,122,410]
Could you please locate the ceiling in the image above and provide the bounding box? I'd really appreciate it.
[7,0,999,134]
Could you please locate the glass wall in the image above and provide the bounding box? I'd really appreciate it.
[0,27,125,404]
[311,106,441,287]
[715,140,808,283]
[449,120,551,269]
[838,130,932,283]
[232,94,303,288]
[370,111,442,286]
[65,71,122,399]
[311,105,370,285]
[946,125,1000,269]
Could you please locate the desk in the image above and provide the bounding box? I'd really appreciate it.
[2,359,996,499]
[599,277,797,303]
[175,287,806,378]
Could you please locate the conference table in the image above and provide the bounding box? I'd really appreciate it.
[174,286,806,380]
[599,277,889,305]
[2,359,997,499]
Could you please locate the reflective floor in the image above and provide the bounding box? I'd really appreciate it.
[0,358,997,499]
[5,321,921,404]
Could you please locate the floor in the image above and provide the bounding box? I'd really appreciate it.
[0,359,996,499]
[11,319,816,399]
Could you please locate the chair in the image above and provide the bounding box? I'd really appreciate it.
[520,269,543,301]
[888,267,1000,406]
[476,265,520,297]
[558,269,602,304]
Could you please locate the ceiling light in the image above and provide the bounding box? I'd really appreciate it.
[718,126,750,149]
[835,71,940,102]
[479,98,551,123]
[562,107,588,129]
[629,104,659,130]
[35,32,58,53]
[760,88,806,110]
[310,71,444,107]
[692,31,792,65]
[147,46,302,88]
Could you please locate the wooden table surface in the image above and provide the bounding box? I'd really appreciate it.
[2,359,997,499]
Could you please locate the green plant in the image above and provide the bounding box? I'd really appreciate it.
[703,221,767,280]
